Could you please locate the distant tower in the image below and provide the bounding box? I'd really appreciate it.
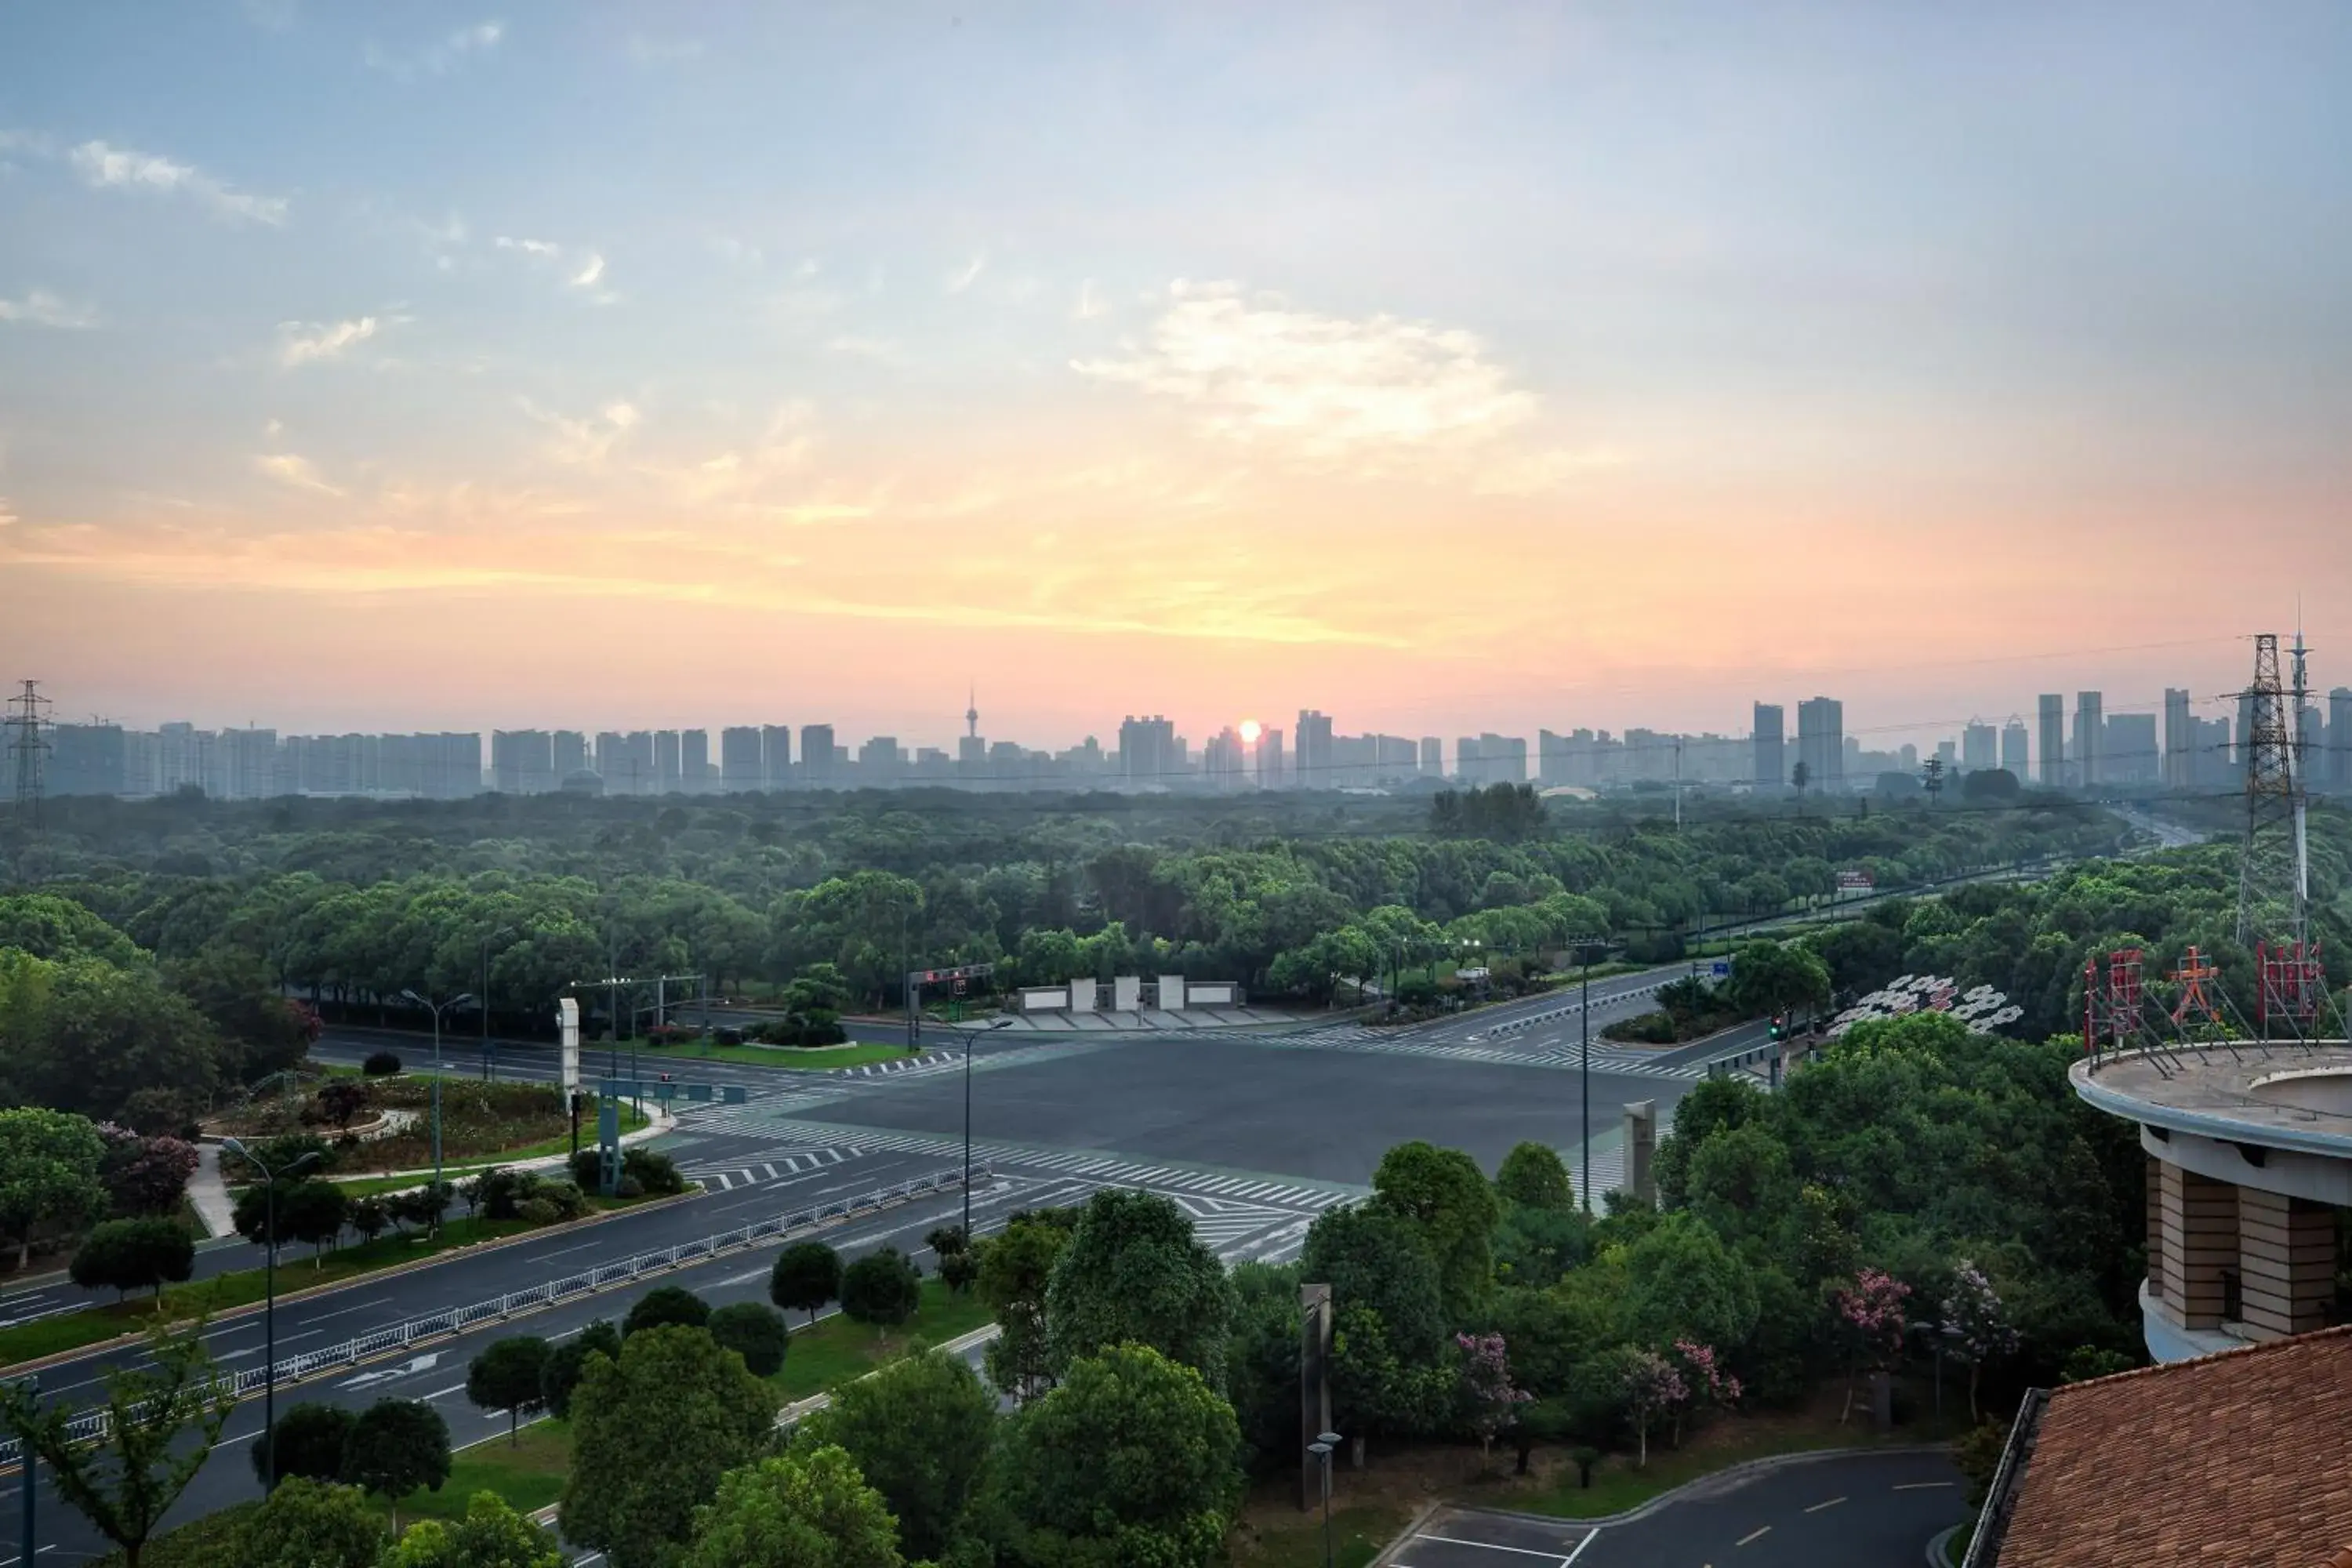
[2236,633,2308,949]
[5,679,53,877]
[966,684,979,741]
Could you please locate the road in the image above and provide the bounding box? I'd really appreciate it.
[1392,1450,1968,1567]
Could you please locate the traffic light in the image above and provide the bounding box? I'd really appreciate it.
[1769,1015,1785,1040]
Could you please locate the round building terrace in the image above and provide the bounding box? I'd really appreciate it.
[2073,1042,2352,1362]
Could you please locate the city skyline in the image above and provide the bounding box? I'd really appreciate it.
[5,5,2351,732]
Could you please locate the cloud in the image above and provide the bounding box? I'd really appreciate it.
[365,20,505,79]
[0,289,98,329]
[278,315,380,367]
[946,252,988,295]
[69,140,288,225]
[523,398,640,469]
[495,235,616,303]
[252,452,343,495]
[708,236,763,268]
[1073,279,1106,321]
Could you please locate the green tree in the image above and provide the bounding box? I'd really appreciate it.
[0,1321,235,1568]
[466,1336,551,1446]
[840,1247,923,1334]
[799,1348,996,1561]
[380,1490,567,1568]
[978,1215,1070,1402]
[680,1444,904,1568]
[1726,938,1831,1022]
[1621,1212,1759,1354]
[0,1105,107,1271]
[1369,1141,1501,1320]
[234,1477,386,1568]
[1494,1142,1575,1213]
[1044,1187,1233,1389]
[771,1241,844,1327]
[1298,1205,1450,1457]
[709,1301,791,1378]
[624,1283,711,1337]
[981,1343,1243,1568]
[283,1178,350,1267]
[561,1323,780,1568]
[68,1216,194,1302]
[255,1401,358,1489]
[343,1399,453,1530]
[540,1319,621,1420]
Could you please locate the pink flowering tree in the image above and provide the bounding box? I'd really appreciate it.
[1940,1260,2020,1424]
[1619,1349,1686,1468]
[1456,1332,1532,1471]
[95,1124,201,1218]
[1669,1340,1742,1446]
[1831,1267,1911,1424]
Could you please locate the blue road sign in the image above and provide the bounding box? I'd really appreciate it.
[1711,960,1733,978]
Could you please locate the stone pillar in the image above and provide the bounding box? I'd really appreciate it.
[1299,1283,1331,1511]
[2156,1161,2238,1329]
[2145,1154,2165,1302]
[2237,1188,2336,1341]
[1623,1101,1657,1207]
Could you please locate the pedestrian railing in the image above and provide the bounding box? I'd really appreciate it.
[2,1163,987,1466]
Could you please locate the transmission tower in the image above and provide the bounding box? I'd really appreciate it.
[4,680,52,880]
[2235,633,2308,949]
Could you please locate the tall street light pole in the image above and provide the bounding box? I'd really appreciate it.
[1308,1432,1341,1568]
[1580,945,1592,1217]
[959,1017,1013,1240]
[477,925,517,1082]
[398,989,474,1201]
[222,1137,318,1491]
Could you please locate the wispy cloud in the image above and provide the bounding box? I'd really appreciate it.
[946,251,988,295]
[278,315,381,367]
[1073,279,1106,321]
[522,398,640,470]
[1072,280,1613,489]
[0,289,99,329]
[68,140,288,225]
[252,452,343,495]
[495,235,617,303]
[365,20,505,80]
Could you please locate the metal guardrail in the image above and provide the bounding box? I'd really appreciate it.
[2,1163,986,1466]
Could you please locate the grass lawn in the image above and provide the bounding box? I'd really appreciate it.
[319,1105,649,1197]
[95,1501,260,1566]
[402,1420,576,1524]
[1229,1495,1417,1568]
[2,1216,536,1369]
[622,1037,918,1072]
[772,1277,994,1401]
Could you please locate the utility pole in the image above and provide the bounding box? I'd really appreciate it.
[3,680,51,882]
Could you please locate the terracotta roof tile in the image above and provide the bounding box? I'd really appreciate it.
[1998,1325,2352,1568]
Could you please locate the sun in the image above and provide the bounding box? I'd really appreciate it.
[1240,719,1262,744]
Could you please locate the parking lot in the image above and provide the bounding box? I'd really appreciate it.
[1383,1509,1595,1566]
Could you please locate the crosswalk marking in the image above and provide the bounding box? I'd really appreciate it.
[1243,1030,1713,1079]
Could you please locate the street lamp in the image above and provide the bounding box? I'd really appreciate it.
[397,989,474,1200]
[477,925,517,1083]
[1308,1431,1342,1568]
[958,1017,1014,1239]
[223,1136,319,1492]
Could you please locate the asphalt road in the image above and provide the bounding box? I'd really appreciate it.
[1396,1450,1968,1568]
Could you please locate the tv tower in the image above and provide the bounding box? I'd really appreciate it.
[966,684,979,741]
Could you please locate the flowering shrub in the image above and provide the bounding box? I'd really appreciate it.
[1831,1266,1911,1423]
[1456,1331,1532,1468]
[94,1123,201,1217]
[1941,1259,2020,1422]
[1619,1349,1686,1468]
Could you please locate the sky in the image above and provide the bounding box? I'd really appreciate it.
[3,2,2350,750]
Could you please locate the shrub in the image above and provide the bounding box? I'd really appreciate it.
[254,1401,359,1487]
[526,1177,588,1221]
[568,1149,601,1189]
[707,1301,790,1377]
[771,1241,843,1325]
[362,1051,403,1077]
[542,1319,622,1419]
[621,1147,686,1196]
[515,1197,561,1227]
[840,1247,922,1332]
[625,1285,711,1338]
[612,1174,644,1200]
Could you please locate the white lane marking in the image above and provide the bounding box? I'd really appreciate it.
[1804,1496,1846,1512]
[1737,1524,1771,1544]
[1411,1534,1576,1561]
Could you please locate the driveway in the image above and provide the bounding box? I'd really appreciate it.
[1386,1450,1966,1568]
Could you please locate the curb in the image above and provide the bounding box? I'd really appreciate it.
[0,1187,706,1378]
[1371,1442,1956,1563]
[1928,1523,1961,1567]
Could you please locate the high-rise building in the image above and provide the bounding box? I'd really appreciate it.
[554,730,587,780]
[720,726,764,791]
[1751,703,1785,795]
[2106,712,2159,786]
[2038,695,2065,787]
[1420,736,1443,778]
[857,736,904,781]
[491,729,556,794]
[1257,728,1285,789]
[2073,692,2104,787]
[800,724,836,788]
[654,730,682,793]
[2162,688,2193,789]
[760,725,793,789]
[1117,715,1176,783]
[1961,721,1996,773]
[681,729,710,792]
[2330,688,2352,790]
[1295,710,1334,787]
[48,724,125,798]
[1796,696,1843,791]
[2000,719,2029,776]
